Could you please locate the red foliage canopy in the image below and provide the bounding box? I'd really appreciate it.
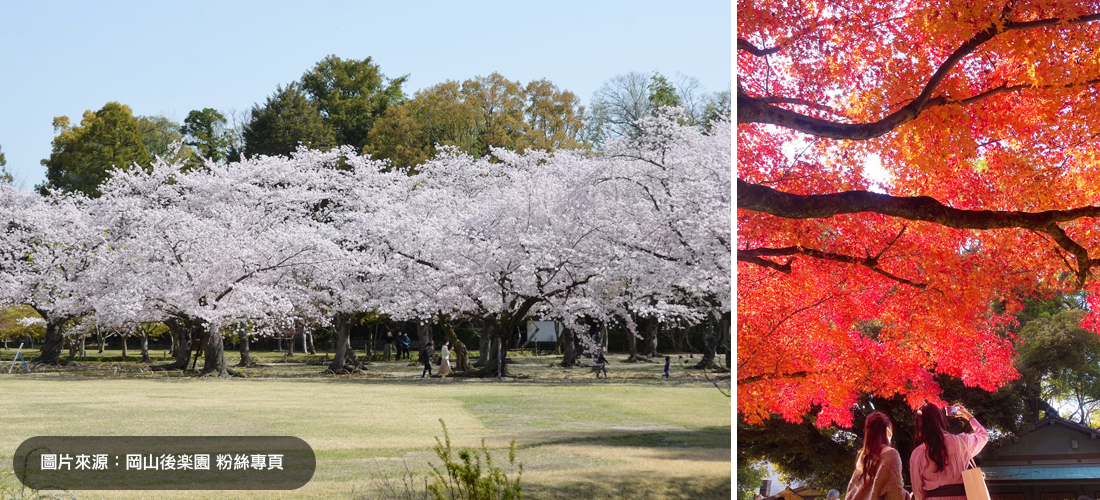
[737,0,1100,426]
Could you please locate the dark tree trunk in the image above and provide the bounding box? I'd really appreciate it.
[238,330,255,367]
[97,327,105,354]
[440,318,470,372]
[465,299,539,378]
[369,322,378,361]
[288,332,295,356]
[306,330,316,354]
[554,321,562,355]
[301,330,308,355]
[643,317,659,357]
[33,316,65,365]
[121,333,129,360]
[140,330,151,363]
[200,324,230,377]
[327,316,363,373]
[561,325,577,367]
[169,327,179,357]
[416,320,431,351]
[720,311,731,369]
[152,318,193,371]
[693,312,722,370]
[626,318,639,362]
[475,320,491,368]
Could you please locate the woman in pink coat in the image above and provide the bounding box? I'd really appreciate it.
[909,403,989,500]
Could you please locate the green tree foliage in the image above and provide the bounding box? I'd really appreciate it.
[1016,308,1100,425]
[180,108,238,165]
[300,55,407,152]
[702,90,732,129]
[365,73,585,169]
[648,73,681,108]
[242,83,336,158]
[39,102,152,197]
[0,144,12,185]
[736,460,766,500]
[0,306,46,345]
[136,115,185,160]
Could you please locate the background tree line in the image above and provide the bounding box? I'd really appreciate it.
[14,55,729,196]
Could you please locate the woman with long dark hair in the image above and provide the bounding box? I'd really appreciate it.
[909,403,989,500]
[846,412,909,500]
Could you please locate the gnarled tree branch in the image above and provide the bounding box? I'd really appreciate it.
[737,11,1100,140]
[739,245,928,288]
[738,178,1100,287]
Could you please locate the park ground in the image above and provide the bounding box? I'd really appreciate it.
[0,349,731,500]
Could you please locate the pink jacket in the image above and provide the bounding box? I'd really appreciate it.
[909,418,988,500]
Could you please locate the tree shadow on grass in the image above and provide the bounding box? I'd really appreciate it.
[519,425,732,461]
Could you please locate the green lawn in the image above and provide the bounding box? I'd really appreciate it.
[0,351,731,500]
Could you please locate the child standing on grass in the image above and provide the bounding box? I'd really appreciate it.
[663,356,670,378]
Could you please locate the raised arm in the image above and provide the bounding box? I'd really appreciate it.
[954,406,989,458]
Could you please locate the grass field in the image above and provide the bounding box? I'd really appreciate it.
[0,349,731,500]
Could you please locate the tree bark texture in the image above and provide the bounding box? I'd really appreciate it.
[440,319,470,372]
[33,316,65,365]
[643,317,659,357]
[200,324,230,377]
[238,330,254,367]
[140,330,150,363]
[561,325,577,367]
[152,318,193,371]
[327,316,363,373]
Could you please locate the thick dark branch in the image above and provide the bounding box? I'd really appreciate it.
[738,11,1100,139]
[738,179,1100,286]
[738,371,809,386]
[760,96,838,114]
[738,253,793,273]
[737,38,782,56]
[739,246,928,288]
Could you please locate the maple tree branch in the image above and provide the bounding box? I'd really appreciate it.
[737,371,810,386]
[760,96,838,114]
[738,178,1100,286]
[737,37,782,56]
[737,11,1100,140]
[739,246,928,288]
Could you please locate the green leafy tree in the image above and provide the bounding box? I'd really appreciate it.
[0,306,46,348]
[39,102,151,197]
[242,83,336,157]
[737,460,766,500]
[648,73,681,108]
[300,55,407,152]
[1016,308,1100,425]
[180,108,237,165]
[136,115,185,160]
[0,145,12,185]
[365,73,585,169]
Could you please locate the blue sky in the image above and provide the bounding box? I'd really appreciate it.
[0,1,732,189]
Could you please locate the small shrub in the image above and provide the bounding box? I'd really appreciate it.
[428,419,522,500]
